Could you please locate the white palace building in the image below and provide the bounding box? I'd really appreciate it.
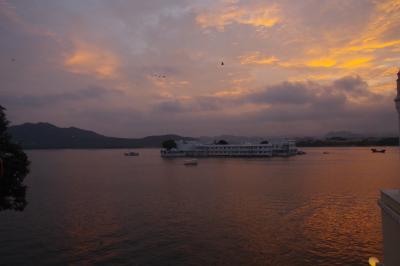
[160,139,298,158]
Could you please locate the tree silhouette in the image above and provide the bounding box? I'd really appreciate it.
[162,139,177,150]
[0,105,30,211]
[260,140,269,144]
[216,140,228,145]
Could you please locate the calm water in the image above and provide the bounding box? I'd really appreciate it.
[1,148,399,265]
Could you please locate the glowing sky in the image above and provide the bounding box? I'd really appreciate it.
[1,0,399,137]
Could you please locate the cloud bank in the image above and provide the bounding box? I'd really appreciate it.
[0,0,399,137]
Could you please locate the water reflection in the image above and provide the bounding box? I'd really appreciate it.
[0,105,30,211]
[0,149,30,211]
[0,148,399,265]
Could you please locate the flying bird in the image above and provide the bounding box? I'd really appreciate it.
[152,73,167,79]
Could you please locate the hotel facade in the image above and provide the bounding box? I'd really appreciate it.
[160,140,298,158]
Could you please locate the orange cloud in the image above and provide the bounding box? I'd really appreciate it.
[239,52,279,65]
[303,56,373,69]
[214,88,249,97]
[330,40,400,57]
[306,58,337,68]
[307,1,400,68]
[338,57,373,69]
[250,0,399,87]
[196,4,280,31]
[239,50,375,72]
[148,75,191,94]
[64,43,119,79]
[231,77,254,86]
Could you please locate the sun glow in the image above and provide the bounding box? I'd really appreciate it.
[65,43,119,79]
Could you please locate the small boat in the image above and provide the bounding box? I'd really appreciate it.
[124,151,139,156]
[184,159,198,166]
[371,148,385,153]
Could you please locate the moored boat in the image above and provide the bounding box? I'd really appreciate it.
[371,148,385,153]
[124,151,139,156]
[183,159,198,166]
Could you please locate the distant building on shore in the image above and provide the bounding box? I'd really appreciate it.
[160,139,298,158]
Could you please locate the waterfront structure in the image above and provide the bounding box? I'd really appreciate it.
[377,71,400,266]
[160,140,297,158]
[395,69,400,146]
[379,190,400,266]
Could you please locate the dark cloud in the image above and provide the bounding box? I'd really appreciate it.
[246,81,316,104]
[1,85,122,107]
[153,75,377,113]
[244,76,379,106]
[153,99,187,113]
[333,75,369,96]
[148,75,396,136]
[195,96,222,111]
[153,95,224,113]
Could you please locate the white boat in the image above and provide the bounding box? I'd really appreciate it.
[124,151,139,156]
[183,159,198,166]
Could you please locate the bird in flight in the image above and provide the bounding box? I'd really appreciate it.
[152,73,167,78]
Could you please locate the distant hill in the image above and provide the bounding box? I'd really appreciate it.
[296,136,398,147]
[198,135,264,144]
[8,122,194,149]
[325,131,363,140]
[7,123,398,149]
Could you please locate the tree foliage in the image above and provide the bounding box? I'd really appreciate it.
[260,140,269,144]
[216,139,228,145]
[162,139,177,150]
[0,105,30,211]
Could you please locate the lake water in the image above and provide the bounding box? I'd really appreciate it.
[0,148,399,265]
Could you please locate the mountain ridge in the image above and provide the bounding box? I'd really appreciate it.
[7,122,398,149]
[8,122,194,149]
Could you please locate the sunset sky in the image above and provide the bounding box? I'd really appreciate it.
[1,0,399,137]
